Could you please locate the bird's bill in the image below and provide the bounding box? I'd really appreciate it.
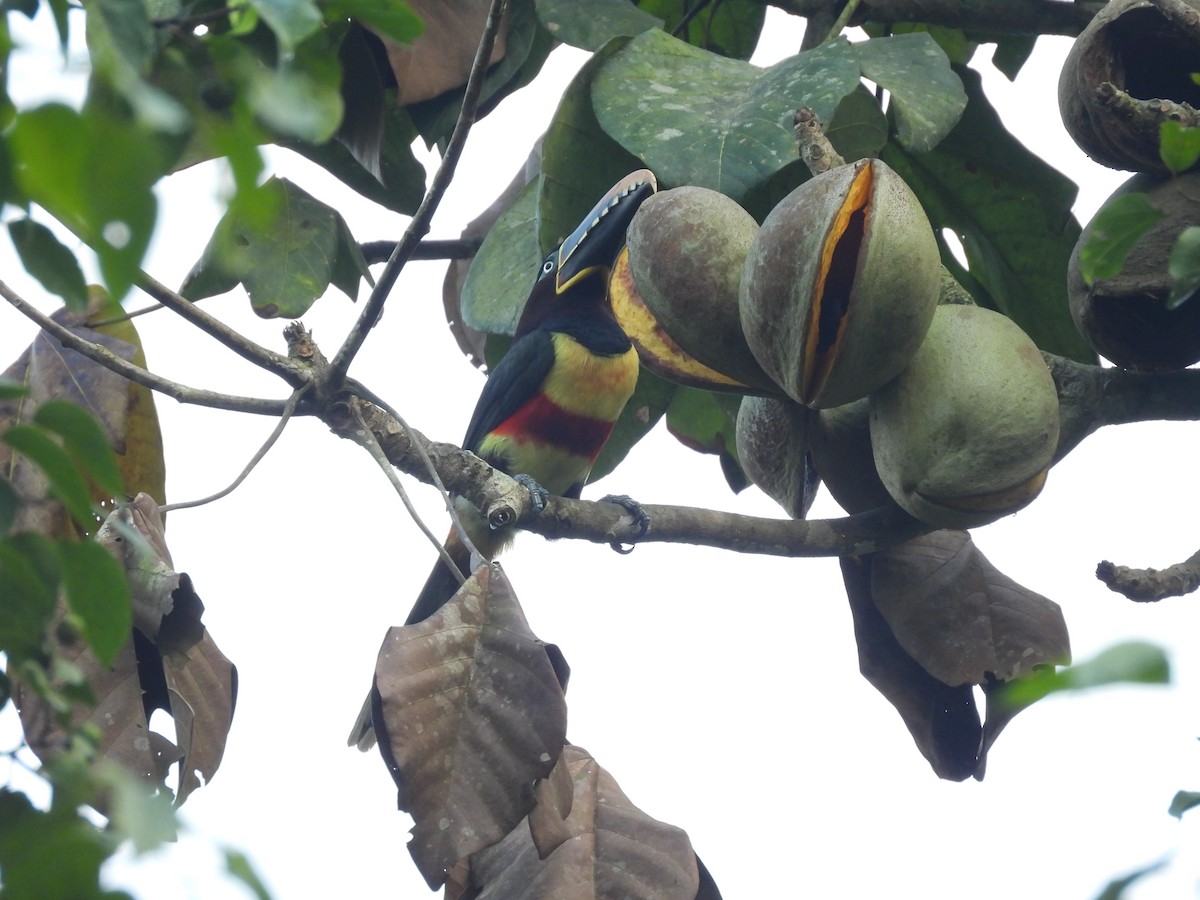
[555,169,658,293]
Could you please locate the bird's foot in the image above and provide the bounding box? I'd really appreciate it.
[514,474,550,519]
[601,494,649,554]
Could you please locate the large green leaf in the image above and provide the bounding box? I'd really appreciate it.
[881,67,1094,362]
[9,103,170,300]
[592,31,860,201]
[637,0,765,60]
[460,180,541,335]
[854,33,965,152]
[59,539,131,667]
[248,0,322,51]
[182,177,369,317]
[7,219,89,312]
[536,0,661,52]
[537,40,646,254]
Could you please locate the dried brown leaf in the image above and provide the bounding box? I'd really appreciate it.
[870,531,1070,686]
[372,563,568,889]
[16,497,236,806]
[528,744,576,859]
[462,745,701,899]
[0,302,166,537]
[841,555,982,782]
[378,0,509,107]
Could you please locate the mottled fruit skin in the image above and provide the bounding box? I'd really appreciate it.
[1069,172,1200,370]
[735,395,818,519]
[808,398,894,515]
[626,187,773,390]
[739,158,941,409]
[869,305,1060,529]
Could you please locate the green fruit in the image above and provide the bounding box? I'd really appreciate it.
[870,305,1060,529]
[625,187,773,390]
[808,399,894,515]
[739,158,940,409]
[735,395,818,518]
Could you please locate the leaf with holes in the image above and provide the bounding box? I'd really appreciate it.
[371,563,567,890]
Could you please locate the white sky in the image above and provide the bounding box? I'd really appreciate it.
[3,6,1200,900]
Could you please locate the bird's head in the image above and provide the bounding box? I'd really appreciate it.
[516,170,657,336]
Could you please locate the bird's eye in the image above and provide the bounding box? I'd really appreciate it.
[539,257,556,279]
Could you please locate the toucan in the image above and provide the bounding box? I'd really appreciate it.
[349,169,658,750]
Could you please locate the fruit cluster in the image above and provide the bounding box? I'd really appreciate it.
[618,158,1060,528]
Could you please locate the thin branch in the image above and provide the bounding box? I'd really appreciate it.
[136,273,310,387]
[160,386,308,513]
[1097,550,1200,602]
[823,0,864,43]
[329,0,509,385]
[770,0,1101,36]
[349,400,468,587]
[360,238,482,266]
[0,281,289,416]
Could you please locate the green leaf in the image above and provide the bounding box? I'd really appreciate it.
[535,0,660,52]
[1167,225,1200,309]
[637,0,765,60]
[9,103,168,300]
[248,0,322,50]
[0,377,28,400]
[7,218,89,311]
[0,534,59,662]
[826,84,888,163]
[92,0,155,71]
[0,477,17,533]
[1078,193,1164,284]
[59,539,131,667]
[855,33,966,152]
[1093,860,1168,900]
[183,177,359,317]
[593,30,860,201]
[247,64,343,143]
[34,400,125,499]
[330,215,373,300]
[2,425,96,526]
[538,40,646,254]
[1160,120,1200,174]
[328,0,423,43]
[1169,790,1200,820]
[881,67,1094,362]
[1001,641,1170,707]
[97,762,177,852]
[988,34,1036,80]
[460,180,541,335]
[225,848,275,900]
[0,789,116,900]
[665,388,745,492]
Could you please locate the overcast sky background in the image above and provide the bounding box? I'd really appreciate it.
[4,6,1200,899]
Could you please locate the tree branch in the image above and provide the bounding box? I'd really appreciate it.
[1097,550,1200,602]
[329,0,509,385]
[360,238,483,266]
[771,0,1102,36]
[0,281,290,416]
[136,273,310,387]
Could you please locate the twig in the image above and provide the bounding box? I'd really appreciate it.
[329,0,509,385]
[772,0,1101,36]
[347,379,481,561]
[349,401,468,587]
[359,238,482,266]
[794,107,845,175]
[1097,550,1200,602]
[160,386,309,513]
[0,281,289,416]
[823,0,864,42]
[136,273,310,387]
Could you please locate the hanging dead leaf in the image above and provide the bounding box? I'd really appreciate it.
[376,0,509,107]
[15,495,236,806]
[371,562,568,889]
[869,531,1071,687]
[461,744,703,899]
[0,297,166,537]
[841,555,983,782]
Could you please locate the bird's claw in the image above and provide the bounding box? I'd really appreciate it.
[601,494,649,554]
[514,474,550,518]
